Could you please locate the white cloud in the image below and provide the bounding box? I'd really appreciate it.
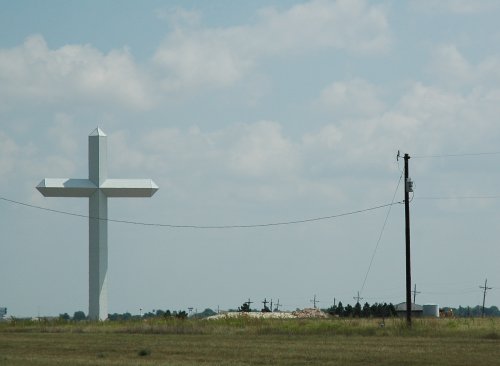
[224,121,299,177]
[428,46,500,116]
[112,121,299,179]
[428,45,500,88]
[48,114,79,156]
[319,79,385,118]
[153,28,254,89]
[429,45,472,87]
[410,0,500,14]
[0,1,390,104]
[303,125,342,150]
[154,0,390,89]
[155,7,202,27]
[106,121,304,204]
[257,0,389,53]
[0,35,153,109]
[0,130,19,180]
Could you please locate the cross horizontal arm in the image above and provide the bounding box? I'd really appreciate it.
[37,178,97,197]
[100,179,159,197]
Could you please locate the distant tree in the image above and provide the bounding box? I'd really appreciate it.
[335,302,344,317]
[59,313,70,321]
[108,312,132,321]
[381,303,389,318]
[164,310,172,318]
[326,304,337,316]
[261,306,271,313]
[344,304,353,317]
[387,303,397,317]
[488,306,500,316]
[370,303,381,317]
[191,308,217,319]
[155,309,165,317]
[143,311,156,319]
[73,311,86,321]
[362,302,371,317]
[175,310,188,319]
[452,305,499,317]
[353,302,362,317]
[238,302,251,312]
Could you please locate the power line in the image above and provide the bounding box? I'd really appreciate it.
[412,151,500,159]
[0,195,403,230]
[416,195,500,200]
[420,289,480,295]
[360,171,403,294]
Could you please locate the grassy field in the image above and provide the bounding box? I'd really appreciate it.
[0,317,499,365]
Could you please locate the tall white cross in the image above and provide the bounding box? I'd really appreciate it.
[37,127,158,320]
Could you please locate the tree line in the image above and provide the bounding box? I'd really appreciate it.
[236,300,398,317]
[442,305,500,317]
[58,309,190,321]
[324,302,397,318]
[58,304,500,321]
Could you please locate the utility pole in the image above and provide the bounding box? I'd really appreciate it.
[275,299,282,312]
[412,284,421,305]
[479,278,492,317]
[262,298,269,311]
[353,291,363,304]
[310,295,318,309]
[404,153,413,327]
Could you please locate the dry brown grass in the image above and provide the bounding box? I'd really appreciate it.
[0,317,498,365]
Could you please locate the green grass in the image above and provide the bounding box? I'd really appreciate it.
[0,317,499,365]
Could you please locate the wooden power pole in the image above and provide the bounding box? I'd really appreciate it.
[479,279,492,317]
[412,284,420,304]
[404,153,413,327]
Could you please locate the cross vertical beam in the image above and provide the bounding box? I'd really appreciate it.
[89,190,108,320]
[37,127,158,321]
[88,128,108,321]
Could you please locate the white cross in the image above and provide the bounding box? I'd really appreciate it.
[37,127,158,320]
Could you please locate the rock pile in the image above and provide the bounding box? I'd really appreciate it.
[207,311,295,320]
[292,308,329,318]
[206,308,330,320]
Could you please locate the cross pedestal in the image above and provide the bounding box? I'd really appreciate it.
[37,128,158,320]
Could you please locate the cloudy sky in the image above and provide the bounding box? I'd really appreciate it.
[1,0,500,317]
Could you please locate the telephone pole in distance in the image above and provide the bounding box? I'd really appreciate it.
[479,279,492,317]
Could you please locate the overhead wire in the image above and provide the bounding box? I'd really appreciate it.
[0,195,403,230]
[359,171,404,295]
[412,151,500,159]
[416,195,500,200]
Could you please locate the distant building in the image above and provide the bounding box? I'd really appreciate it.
[395,302,423,318]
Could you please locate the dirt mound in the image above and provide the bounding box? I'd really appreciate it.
[292,308,330,318]
[207,312,296,320]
